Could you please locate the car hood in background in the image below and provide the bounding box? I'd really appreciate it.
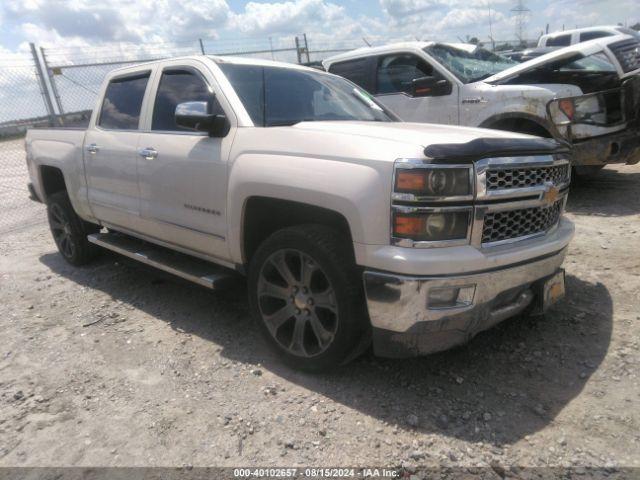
[484,34,639,83]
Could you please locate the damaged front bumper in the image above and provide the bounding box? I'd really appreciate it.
[363,248,568,358]
[571,128,640,166]
[548,76,640,167]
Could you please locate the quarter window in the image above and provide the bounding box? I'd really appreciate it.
[152,69,223,131]
[579,31,612,42]
[376,54,434,95]
[98,73,149,130]
[546,34,572,47]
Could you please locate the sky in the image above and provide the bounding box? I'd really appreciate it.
[0,0,639,55]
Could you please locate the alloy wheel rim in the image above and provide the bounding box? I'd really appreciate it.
[50,205,75,258]
[257,249,338,358]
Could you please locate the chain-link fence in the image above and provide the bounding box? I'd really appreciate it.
[0,34,333,235]
[0,49,54,234]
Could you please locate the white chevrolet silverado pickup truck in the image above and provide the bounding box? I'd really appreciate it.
[26,56,574,370]
[323,35,640,176]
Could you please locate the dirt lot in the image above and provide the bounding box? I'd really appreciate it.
[0,160,639,472]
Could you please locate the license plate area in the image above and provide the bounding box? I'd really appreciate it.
[543,269,565,310]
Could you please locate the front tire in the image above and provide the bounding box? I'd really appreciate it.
[47,191,100,266]
[248,225,369,371]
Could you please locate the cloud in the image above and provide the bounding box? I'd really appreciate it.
[1,0,232,46]
[229,0,345,36]
[379,0,510,20]
[437,8,505,31]
[4,0,141,42]
[163,0,231,39]
[1,0,638,54]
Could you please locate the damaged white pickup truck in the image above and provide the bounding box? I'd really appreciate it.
[26,56,574,370]
[324,34,640,176]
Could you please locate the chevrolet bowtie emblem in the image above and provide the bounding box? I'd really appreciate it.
[541,182,559,206]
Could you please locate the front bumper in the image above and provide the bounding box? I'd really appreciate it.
[571,128,640,166]
[363,248,567,358]
[27,182,42,203]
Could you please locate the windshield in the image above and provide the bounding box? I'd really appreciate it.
[558,52,617,72]
[218,63,397,126]
[424,44,517,83]
[616,27,640,40]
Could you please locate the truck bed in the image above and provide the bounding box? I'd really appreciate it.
[26,127,88,205]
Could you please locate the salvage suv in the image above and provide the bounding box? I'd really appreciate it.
[26,56,573,370]
[323,34,640,176]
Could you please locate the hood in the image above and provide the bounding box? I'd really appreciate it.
[484,34,636,83]
[291,120,535,149]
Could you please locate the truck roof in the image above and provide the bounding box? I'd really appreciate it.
[322,41,480,67]
[107,54,321,77]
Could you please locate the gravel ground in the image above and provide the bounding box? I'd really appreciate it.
[0,163,639,473]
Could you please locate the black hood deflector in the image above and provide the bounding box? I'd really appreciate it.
[424,137,570,163]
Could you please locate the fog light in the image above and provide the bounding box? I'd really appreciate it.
[428,285,476,309]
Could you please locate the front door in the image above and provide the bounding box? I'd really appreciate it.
[84,71,151,229]
[135,65,231,260]
[372,53,459,125]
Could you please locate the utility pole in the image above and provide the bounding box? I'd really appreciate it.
[295,36,302,64]
[303,33,310,63]
[29,42,57,126]
[488,0,495,51]
[40,46,65,121]
[510,0,531,45]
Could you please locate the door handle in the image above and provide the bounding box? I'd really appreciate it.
[138,147,158,160]
[86,143,99,154]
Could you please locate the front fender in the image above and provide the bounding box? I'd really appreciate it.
[226,153,394,265]
[478,110,561,138]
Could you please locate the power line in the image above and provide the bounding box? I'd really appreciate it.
[510,0,531,42]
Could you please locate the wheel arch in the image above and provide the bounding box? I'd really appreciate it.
[479,112,558,138]
[39,165,68,202]
[240,196,354,270]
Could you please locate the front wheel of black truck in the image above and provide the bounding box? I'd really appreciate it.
[248,225,369,372]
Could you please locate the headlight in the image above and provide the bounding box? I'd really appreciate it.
[394,167,471,198]
[552,95,607,125]
[393,210,470,242]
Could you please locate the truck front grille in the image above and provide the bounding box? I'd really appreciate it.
[609,38,640,74]
[486,164,569,191]
[482,200,563,244]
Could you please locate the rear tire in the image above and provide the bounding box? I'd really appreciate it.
[248,225,369,372]
[47,191,100,266]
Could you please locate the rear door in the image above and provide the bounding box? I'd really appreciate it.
[84,70,152,229]
[371,52,458,124]
[135,61,234,260]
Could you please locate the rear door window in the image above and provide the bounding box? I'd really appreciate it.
[151,69,223,131]
[98,73,150,130]
[327,57,374,92]
[546,34,572,47]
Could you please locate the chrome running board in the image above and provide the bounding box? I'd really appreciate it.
[87,232,236,289]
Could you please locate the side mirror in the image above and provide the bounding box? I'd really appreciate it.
[411,76,452,97]
[175,101,229,137]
